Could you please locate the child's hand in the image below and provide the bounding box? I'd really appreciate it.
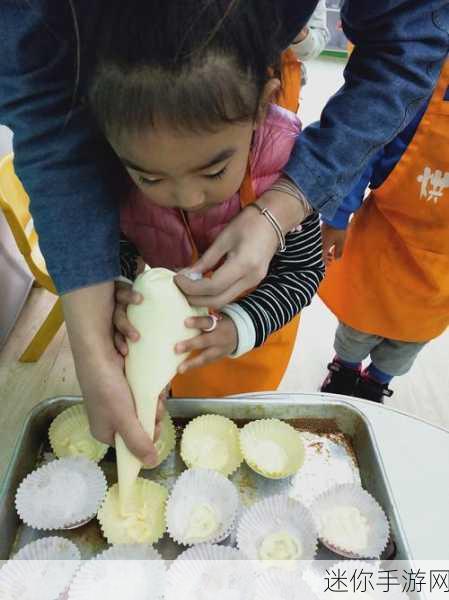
[321,223,348,266]
[113,281,143,356]
[175,314,238,374]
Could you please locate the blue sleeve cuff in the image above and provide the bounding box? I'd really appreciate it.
[322,207,351,229]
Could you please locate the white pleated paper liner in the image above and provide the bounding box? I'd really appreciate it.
[253,570,320,600]
[49,404,109,463]
[311,484,389,559]
[237,494,318,567]
[15,457,107,530]
[167,468,240,546]
[240,419,305,479]
[68,545,166,600]
[0,536,80,600]
[289,432,361,506]
[180,414,243,476]
[165,544,250,600]
[97,479,168,545]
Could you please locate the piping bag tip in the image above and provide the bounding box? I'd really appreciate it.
[115,433,143,514]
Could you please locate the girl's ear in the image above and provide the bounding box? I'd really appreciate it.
[255,78,281,127]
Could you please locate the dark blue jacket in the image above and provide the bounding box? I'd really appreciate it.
[1,0,448,293]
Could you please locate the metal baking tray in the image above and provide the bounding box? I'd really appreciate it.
[0,394,412,564]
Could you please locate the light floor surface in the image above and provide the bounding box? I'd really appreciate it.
[1,58,448,481]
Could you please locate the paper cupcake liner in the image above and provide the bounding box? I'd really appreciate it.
[167,468,240,546]
[165,544,248,600]
[254,570,320,600]
[240,419,305,479]
[180,414,243,476]
[311,484,389,559]
[68,545,165,600]
[289,432,361,506]
[16,457,107,530]
[97,478,168,545]
[142,412,176,469]
[49,405,109,463]
[0,537,80,600]
[237,494,318,566]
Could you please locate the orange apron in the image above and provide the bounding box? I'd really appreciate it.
[276,48,301,114]
[319,60,449,343]
[172,51,302,397]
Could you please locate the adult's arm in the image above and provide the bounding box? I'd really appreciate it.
[284,0,449,220]
[0,2,159,462]
[0,0,121,294]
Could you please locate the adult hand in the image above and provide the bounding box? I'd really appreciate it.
[321,223,347,266]
[62,282,161,465]
[175,183,308,309]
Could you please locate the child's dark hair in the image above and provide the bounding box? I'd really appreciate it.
[89,0,284,139]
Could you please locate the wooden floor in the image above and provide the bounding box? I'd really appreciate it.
[0,288,80,479]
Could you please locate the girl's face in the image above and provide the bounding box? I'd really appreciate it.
[112,120,255,213]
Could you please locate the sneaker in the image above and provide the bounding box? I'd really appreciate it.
[354,374,393,404]
[320,360,361,396]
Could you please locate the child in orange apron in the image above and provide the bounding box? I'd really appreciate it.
[89,7,324,398]
[319,60,449,403]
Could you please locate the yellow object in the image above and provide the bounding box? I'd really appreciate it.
[0,154,62,361]
[49,404,109,463]
[180,414,243,477]
[240,419,305,479]
[142,412,176,469]
[98,478,168,545]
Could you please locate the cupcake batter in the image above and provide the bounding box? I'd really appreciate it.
[98,480,167,544]
[259,531,302,561]
[60,431,102,462]
[321,505,369,552]
[184,503,219,542]
[185,436,229,471]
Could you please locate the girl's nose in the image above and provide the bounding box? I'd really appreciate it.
[175,187,206,211]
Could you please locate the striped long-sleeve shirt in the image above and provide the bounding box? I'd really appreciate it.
[222,213,324,355]
[120,212,324,357]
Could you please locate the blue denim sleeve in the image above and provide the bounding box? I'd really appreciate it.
[322,157,376,229]
[285,0,449,220]
[0,1,121,294]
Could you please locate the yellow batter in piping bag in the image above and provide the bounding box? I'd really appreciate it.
[115,267,206,512]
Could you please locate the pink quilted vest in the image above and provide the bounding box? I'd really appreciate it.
[120,104,301,270]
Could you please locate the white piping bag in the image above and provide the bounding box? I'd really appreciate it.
[115,267,206,512]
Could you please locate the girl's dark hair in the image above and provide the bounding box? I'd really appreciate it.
[89,0,284,139]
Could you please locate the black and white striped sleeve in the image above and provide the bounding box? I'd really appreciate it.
[119,233,140,281]
[222,213,324,354]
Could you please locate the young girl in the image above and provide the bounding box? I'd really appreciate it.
[319,59,449,403]
[88,0,324,398]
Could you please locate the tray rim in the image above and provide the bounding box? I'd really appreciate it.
[0,393,412,563]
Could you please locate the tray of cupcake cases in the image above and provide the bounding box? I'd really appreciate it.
[0,394,413,600]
